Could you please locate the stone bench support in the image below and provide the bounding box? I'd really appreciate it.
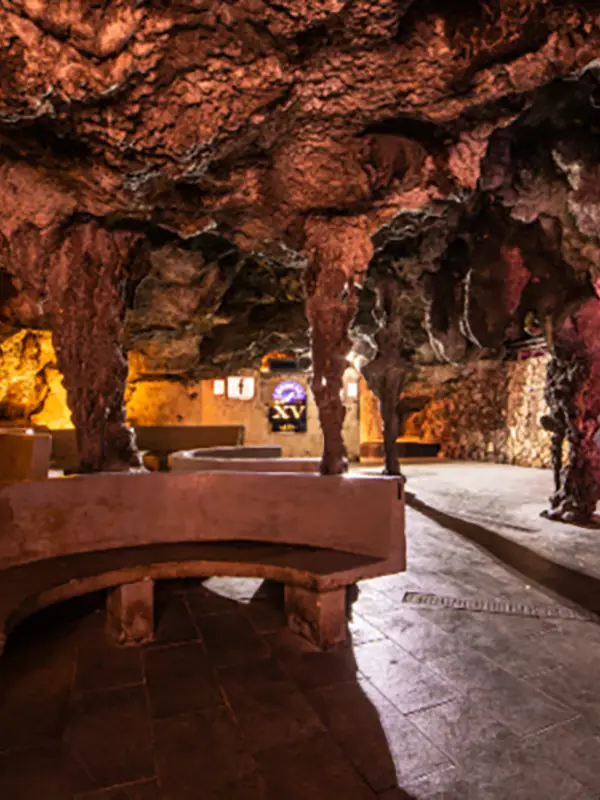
[106,578,155,646]
[284,585,346,649]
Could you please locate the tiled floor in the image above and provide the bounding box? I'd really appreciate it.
[2,464,600,798]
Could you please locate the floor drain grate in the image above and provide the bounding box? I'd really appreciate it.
[401,591,599,622]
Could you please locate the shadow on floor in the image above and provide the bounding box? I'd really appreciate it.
[0,579,419,799]
[407,494,600,618]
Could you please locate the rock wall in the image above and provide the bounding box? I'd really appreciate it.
[360,356,552,468]
[403,357,552,468]
[0,329,360,460]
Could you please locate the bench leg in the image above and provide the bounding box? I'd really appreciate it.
[106,579,155,646]
[284,586,347,649]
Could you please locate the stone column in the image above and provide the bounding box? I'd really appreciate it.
[541,301,600,523]
[303,218,373,475]
[362,276,406,476]
[47,221,143,473]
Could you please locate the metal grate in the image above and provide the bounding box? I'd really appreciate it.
[401,591,599,622]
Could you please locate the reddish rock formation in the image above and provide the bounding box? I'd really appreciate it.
[1,1,600,481]
[304,218,372,475]
[47,222,143,472]
[541,298,600,523]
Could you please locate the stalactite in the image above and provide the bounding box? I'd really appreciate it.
[541,300,600,523]
[362,276,407,476]
[303,218,373,475]
[47,221,143,473]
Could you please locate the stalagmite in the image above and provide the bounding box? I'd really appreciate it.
[47,221,143,473]
[303,218,373,475]
[541,299,600,523]
[362,276,407,476]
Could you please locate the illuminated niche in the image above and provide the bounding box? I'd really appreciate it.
[269,380,307,433]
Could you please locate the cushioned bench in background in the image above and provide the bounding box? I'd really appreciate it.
[0,472,405,650]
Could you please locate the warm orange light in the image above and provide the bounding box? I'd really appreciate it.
[260,350,294,372]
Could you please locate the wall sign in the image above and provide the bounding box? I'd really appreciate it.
[227,376,255,400]
[269,380,307,433]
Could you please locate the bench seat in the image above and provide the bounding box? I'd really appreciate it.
[0,537,405,653]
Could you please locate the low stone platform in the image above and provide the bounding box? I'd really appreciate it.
[360,439,441,460]
[169,452,320,473]
[0,430,51,482]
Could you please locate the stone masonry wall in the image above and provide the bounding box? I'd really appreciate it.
[402,356,552,468]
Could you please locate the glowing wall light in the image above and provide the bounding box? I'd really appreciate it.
[213,379,225,396]
[227,376,255,400]
[346,381,359,399]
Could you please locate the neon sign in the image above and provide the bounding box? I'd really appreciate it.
[269,381,307,433]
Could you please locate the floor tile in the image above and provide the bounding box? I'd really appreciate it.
[65,686,154,790]
[194,612,271,667]
[355,640,457,714]
[308,680,451,792]
[144,642,222,719]
[0,742,92,799]
[154,705,257,797]
[75,779,159,799]
[152,595,198,646]
[75,641,143,692]
[255,733,375,800]
[218,659,323,752]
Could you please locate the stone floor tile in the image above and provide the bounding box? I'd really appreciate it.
[408,696,515,764]
[277,645,359,691]
[152,595,199,646]
[194,611,271,667]
[218,658,324,752]
[0,742,93,799]
[143,642,222,719]
[243,599,286,634]
[528,666,600,727]
[347,612,386,646]
[75,641,143,692]
[352,585,397,617]
[0,635,74,751]
[201,577,266,601]
[75,779,159,799]
[255,733,375,799]
[308,680,451,793]
[154,705,257,798]
[401,767,475,800]
[521,717,600,793]
[373,611,466,662]
[465,738,586,800]
[426,648,526,693]
[263,628,321,659]
[466,679,578,737]
[185,586,239,617]
[354,640,457,715]
[65,685,155,790]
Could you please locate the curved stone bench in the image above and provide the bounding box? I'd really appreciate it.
[169,447,319,473]
[0,472,405,650]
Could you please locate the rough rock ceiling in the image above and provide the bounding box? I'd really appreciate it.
[1,1,600,377]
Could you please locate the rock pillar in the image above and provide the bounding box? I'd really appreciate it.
[303,218,373,475]
[47,221,143,473]
[541,299,600,523]
[362,277,406,476]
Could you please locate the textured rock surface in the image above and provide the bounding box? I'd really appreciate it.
[1,2,600,485]
[383,356,553,468]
